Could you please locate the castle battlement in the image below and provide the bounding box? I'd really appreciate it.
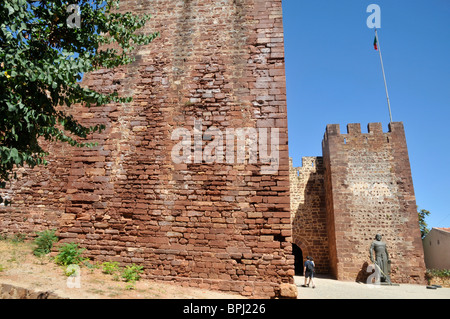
[289,156,323,173]
[322,122,407,147]
[325,122,405,136]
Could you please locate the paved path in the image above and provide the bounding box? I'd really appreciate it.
[294,275,450,299]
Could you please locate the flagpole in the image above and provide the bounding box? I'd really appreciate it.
[375,28,393,123]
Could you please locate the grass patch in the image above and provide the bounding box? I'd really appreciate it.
[426,268,450,279]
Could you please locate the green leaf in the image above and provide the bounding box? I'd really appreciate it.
[6,3,14,15]
[6,101,17,112]
[9,148,20,164]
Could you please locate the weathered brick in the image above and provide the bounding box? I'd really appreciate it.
[0,0,293,299]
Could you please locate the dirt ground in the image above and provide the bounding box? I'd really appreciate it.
[0,240,245,299]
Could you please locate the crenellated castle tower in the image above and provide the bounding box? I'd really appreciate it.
[291,122,426,284]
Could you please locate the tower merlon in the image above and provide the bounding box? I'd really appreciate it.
[388,121,405,134]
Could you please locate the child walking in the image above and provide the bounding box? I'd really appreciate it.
[303,256,316,288]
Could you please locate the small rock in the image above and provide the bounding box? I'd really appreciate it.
[279,283,298,299]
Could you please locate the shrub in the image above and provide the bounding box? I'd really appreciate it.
[101,261,120,275]
[121,264,144,283]
[11,233,26,243]
[33,229,58,257]
[54,243,87,266]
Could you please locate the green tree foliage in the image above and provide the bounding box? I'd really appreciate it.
[418,208,430,239]
[0,0,158,204]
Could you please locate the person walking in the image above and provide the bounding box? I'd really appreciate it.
[303,256,316,288]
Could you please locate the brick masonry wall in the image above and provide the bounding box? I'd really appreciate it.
[0,140,71,235]
[289,157,330,274]
[322,122,426,284]
[0,0,294,298]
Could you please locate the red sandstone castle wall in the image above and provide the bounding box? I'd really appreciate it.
[290,157,330,274]
[0,0,293,298]
[322,122,426,284]
[0,140,72,234]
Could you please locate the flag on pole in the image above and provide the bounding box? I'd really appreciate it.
[373,28,393,123]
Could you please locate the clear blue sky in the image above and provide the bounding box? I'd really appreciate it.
[282,0,450,229]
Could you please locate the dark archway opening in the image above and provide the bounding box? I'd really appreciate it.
[292,244,303,276]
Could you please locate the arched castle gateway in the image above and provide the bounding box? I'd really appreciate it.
[0,0,425,298]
